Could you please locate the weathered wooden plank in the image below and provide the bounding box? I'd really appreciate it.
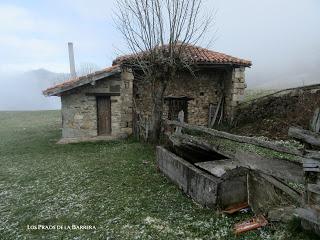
[208,104,214,128]
[210,96,223,128]
[303,159,320,172]
[304,168,320,173]
[234,150,304,184]
[303,158,320,165]
[310,108,320,133]
[308,184,320,195]
[305,150,320,160]
[166,120,303,156]
[85,92,120,96]
[288,126,320,147]
[295,208,320,225]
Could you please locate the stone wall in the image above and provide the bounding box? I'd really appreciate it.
[134,67,246,127]
[60,69,133,140]
[59,66,247,140]
[61,91,97,138]
[224,67,246,121]
[119,67,134,135]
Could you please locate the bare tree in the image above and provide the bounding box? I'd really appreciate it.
[115,0,214,142]
[77,62,99,76]
[51,62,100,85]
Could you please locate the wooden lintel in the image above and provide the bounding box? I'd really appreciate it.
[85,93,120,97]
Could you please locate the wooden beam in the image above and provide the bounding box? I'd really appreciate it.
[85,93,120,96]
[303,158,320,172]
[288,127,320,147]
[295,207,320,225]
[210,96,223,128]
[166,120,303,156]
[305,150,320,160]
[169,133,304,183]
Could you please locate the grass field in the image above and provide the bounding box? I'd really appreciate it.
[0,111,317,239]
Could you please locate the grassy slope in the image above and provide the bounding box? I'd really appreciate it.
[0,111,317,239]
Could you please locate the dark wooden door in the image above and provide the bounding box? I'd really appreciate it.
[97,96,111,135]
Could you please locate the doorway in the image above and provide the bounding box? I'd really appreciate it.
[166,96,192,123]
[96,96,111,135]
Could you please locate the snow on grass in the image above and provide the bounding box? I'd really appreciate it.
[0,111,317,239]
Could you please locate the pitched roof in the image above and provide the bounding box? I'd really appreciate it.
[43,65,121,96]
[113,44,251,67]
[44,44,251,96]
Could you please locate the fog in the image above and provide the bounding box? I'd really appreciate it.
[0,69,61,110]
[0,0,319,110]
[213,0,320,89]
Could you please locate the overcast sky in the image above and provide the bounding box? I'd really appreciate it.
[0,0,319,88]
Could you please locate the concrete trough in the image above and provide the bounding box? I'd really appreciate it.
[156,146,248,208]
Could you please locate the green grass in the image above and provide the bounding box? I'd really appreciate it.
[0,111,317,239]
[243,89,278,102]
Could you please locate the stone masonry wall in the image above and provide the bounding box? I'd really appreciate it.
[224,67,246,122]
[134,67,246,127]
[59,66,246,140]
[60,71,133,139]
[119,67,134,135]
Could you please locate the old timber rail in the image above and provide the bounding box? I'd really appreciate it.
[165,120,306,185]
[166,120,304,157]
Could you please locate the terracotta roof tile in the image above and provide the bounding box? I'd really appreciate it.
[43,65,121,96]
[113,44,251,67]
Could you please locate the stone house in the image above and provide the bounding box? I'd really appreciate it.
[43,44,251,142]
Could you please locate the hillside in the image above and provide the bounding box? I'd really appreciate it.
[232,85,320,140]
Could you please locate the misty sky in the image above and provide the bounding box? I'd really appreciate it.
[0,0,320,88]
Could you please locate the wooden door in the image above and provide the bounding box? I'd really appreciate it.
[97,96,111,135]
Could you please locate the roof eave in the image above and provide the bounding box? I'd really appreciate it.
[195,62,252,68]
[43,67,121,97]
